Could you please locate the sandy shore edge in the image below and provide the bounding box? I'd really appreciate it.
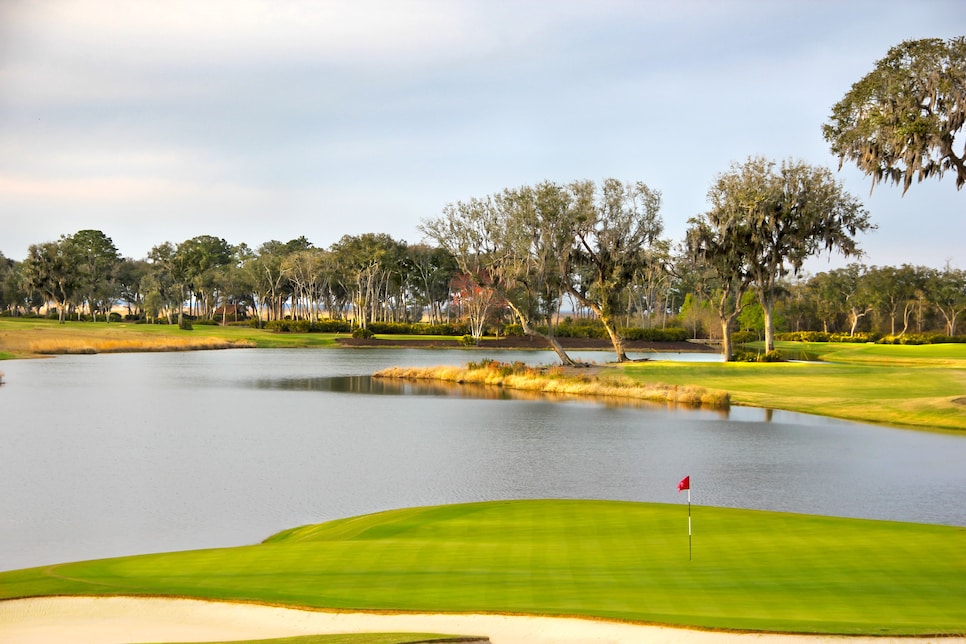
[1,597,960,644]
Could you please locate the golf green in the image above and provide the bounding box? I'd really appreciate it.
[1,500,963,635]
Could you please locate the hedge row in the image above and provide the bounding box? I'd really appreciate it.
[265,319,352,333]
[503,324,689,342]
[777,331,966,345]
[264,319,471,335]
[876,334,966,345]
[621,327,690,342]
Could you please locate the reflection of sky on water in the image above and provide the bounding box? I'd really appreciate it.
[0,347,962,573]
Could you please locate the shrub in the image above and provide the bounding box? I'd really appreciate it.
[504,324,525,337]
[731,349,759,362]
[777,331,830,342]
[621,327,689,342]
[731,330,758,345]
[265,319,352,333]
[351,327,374,339]
[829,332,880,343]
[178,318,193,331]
[930,334,966,344]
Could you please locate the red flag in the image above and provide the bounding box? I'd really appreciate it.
[677,475,690,492]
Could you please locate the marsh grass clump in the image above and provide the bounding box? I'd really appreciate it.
[23,335,253,355]
[375,361,729,409]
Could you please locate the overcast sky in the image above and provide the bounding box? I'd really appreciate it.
[1,0,964,273]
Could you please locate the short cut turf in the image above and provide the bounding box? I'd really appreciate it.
[1,500,964,635]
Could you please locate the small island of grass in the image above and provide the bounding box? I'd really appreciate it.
[374,359,731,409]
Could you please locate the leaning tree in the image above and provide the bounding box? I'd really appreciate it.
[824,37,966,194]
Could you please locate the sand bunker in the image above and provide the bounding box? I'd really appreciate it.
[1,596,957,644]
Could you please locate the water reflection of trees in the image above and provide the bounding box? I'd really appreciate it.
[253,375,747,415]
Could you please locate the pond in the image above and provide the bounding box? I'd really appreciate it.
[0,348,964,572]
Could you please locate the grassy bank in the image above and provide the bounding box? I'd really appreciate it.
[3,320,963,431]
[612,342,966,431]
[375,361,730,408]
[1,500,963,635]
[0,318,344,357]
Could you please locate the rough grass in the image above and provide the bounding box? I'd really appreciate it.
[0,318,344,357]
[374,360,730,408]
[2,500,964,635]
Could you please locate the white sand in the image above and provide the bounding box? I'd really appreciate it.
[0,597,959,644]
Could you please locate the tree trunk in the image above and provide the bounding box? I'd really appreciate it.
[505,301,577,367]
[761,299,774,352]
[600,314,629,362]
[721,318,734,362]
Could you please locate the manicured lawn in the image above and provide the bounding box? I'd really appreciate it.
[2,500,964,635]
[615,342,966,431]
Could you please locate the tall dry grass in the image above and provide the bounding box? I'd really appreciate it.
[1,330,253,355]
[374,360,730,409]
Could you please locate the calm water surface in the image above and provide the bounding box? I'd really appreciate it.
[1,348,964,572]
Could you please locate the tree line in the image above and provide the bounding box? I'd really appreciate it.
[3,36,964,363]
[0,169,962,364]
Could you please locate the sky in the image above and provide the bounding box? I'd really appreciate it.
[1,0,964,274]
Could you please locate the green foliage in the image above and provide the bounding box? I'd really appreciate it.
[730,349,760,362]
[551,321,609,338]
[351,327,374,339]
[729,348,782,362]
[621,326,689,342]
[504,323,687,342]
[731,330,758,344]
[824,37,966,194]
[778,331,830,342]
[878,334,966,345]
[178,318,193,330]
[366,322,469,336]
[267,319,353,333]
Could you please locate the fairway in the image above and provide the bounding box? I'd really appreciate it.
[1,500,963,635]
[615,342,966,431]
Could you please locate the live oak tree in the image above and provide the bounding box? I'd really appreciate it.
[812,264,876,337]
[420,183,579,366]
[71,229,120,322]
[824,37,966,194]
[567,179,664,362]
[864,264,922,337]
[419,184,576,365]
[22,238,82,323]
[175,235,234,319]
[685,215,753,361]
[704,157,875,352]
[926,264,966,336]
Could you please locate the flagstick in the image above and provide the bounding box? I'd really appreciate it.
[687,487,692,561]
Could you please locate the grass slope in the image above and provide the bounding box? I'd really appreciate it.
[615,342,966,431]
[2,500,964,635]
